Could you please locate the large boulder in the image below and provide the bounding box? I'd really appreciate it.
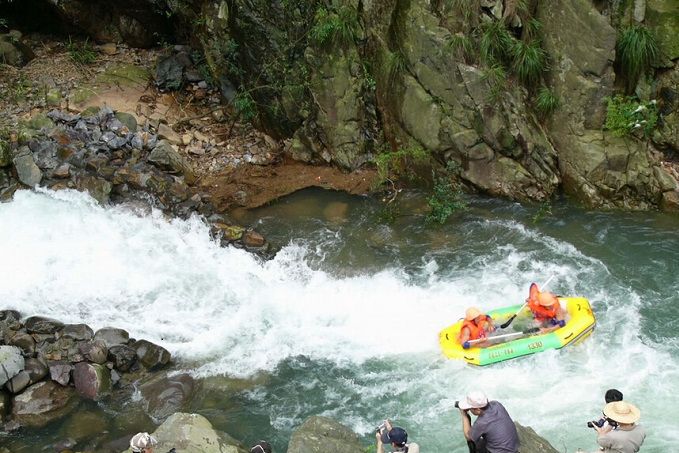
[139,372,194,421]
[25,316,64,334]
[93,327,130,348]
[122,412,246,453]
[73,362,112,401]
[11,381,79,427]
[0,345,24,387]
[516,422,560,453]
[108,344,138,371]
[24,357,49,384]
[12,147,43,187]
[287,416,364,453]
[8,331,36,356]
[79,339,109,364]
[132,339,171,370]
[62,323,94,341]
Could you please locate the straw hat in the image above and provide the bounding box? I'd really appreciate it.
[603,401,641,424]
[537,292,558,307]
[465,307,482,321]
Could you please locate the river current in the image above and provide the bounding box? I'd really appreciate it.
[1,188,677,452]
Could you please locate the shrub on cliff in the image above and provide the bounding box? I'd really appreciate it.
[616,25,659,93]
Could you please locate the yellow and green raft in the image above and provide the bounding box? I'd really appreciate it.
[439,297,596,366]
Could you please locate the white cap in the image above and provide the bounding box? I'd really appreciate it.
[130,432,158,452]
[458,390,489,410]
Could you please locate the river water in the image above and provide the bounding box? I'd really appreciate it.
[1,188,677,452]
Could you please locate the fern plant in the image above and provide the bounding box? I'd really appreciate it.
[616,25,659,93]
[604,95,658,138]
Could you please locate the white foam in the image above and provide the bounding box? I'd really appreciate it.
[1,189,676,451]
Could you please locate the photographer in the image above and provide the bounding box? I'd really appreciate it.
[129,432,176,453]
[375,420,420,453]
[457,391,519,453]
[588,389,623,429]
[592,401,645,453]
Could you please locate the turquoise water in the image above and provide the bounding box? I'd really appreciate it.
[1,188,677,451]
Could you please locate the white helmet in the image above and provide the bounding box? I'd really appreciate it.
[130,432,158,452]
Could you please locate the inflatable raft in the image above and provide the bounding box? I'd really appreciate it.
[439,297,595,366]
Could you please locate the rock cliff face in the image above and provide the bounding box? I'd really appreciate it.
[12,0,679,210]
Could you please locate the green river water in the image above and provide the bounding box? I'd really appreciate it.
[1,188,678,452]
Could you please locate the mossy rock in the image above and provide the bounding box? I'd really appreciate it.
[69,87,98,105]
[25,113,54,131]
[95,63,150,87]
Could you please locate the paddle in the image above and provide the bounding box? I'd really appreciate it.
[462,327,540,349]
[499,275,556,329]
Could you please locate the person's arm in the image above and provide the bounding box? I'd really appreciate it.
[376,431,385,453]
[460,409,473,441]
[459,327,470,344]
[486,316,495,333]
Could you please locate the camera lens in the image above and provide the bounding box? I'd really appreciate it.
[587,421,594,428]
[454,401,460,408]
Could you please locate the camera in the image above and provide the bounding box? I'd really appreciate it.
[375,421,387,433]
[587,418,605,429]
[454,400,460,408]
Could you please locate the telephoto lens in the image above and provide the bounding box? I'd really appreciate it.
[454,401,460,408]
[587,421,594,428]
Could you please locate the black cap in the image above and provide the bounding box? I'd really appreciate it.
[388,427,408,446]
[250,441,272,453]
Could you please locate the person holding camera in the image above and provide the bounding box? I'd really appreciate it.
[457,390,519,453]
[588,389,624,429]
[375,420,420,453]
[592,401,645,453]
[250,440,272,453]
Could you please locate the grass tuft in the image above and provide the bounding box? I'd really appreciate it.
[66,37,97,65]
[511,39,547,87]
[616,25,659,93]
[479,21,514,66]
[533,87,560,118]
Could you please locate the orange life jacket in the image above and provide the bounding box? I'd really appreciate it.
[528,296,559,322]
[459,316,492,342]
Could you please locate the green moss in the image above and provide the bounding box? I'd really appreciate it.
[69,87,97,105]
[95,64,150,87]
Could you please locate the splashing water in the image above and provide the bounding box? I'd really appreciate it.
[1,189,677,452]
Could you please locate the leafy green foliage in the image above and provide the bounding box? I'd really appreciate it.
[310,5,359,47]
[511,39,546,87]
[534,86,560,118]
[604,95,658,138]
[374,145,429,183]
[479,21,514,66]
[426,175,467,225]
[66,37,97,65]
[616,25,659,93]
[233,91,257,122]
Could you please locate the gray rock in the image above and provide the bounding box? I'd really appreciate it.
[24,357,49,384]
[288,416,363,453]
[73,362,112,401]
[0,40,23,66]
[115,112,138,132]
[9,332,36,356]
[48,361,73,386]
[148,139,185,173]
[108,344,137,371]
[156,54,185,91]
[144,412,244,453]
[516,422,560,453]
[139,372,194,421]
[11,381,78,427]
[0,345,24,387]
[79,339,108,364]
[61,323,94,341]
[6,370,30,393]
[25,316,64,334]
[0,311,20,322]
[93,327,129,347]
[12,147,42,187]
[132,339,171,370]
